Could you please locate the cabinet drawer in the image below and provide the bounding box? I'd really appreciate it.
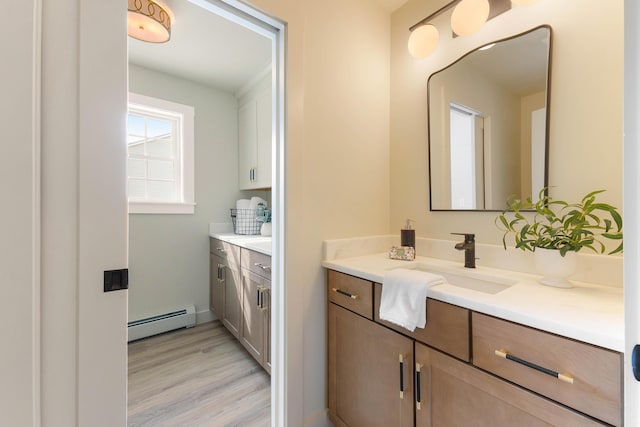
[373,283,469,361]
[472,312,622,426]
[327,270,373,320]
[241,247,271,280]
[210,238,241,266]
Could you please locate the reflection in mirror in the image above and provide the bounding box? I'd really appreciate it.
[428,26,551,211]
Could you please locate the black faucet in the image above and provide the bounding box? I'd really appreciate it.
[452,233,476,268]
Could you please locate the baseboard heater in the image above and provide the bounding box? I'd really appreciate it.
[127,305,196,342]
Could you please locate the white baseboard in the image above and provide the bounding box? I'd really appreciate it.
[196,309,215,324]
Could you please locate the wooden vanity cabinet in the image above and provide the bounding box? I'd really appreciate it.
[327,269,620,427]
[415,343,603,426]
[373,282,470,361]
[472,312,622,426]
[328,303,414,427]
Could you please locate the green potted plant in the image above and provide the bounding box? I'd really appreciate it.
[496,189,623,288]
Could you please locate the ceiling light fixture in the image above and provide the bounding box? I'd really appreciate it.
[408,0,538,59]
[128,0,172,43]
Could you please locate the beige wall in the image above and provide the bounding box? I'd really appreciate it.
[251,0,391,424]
[390,0,623,244]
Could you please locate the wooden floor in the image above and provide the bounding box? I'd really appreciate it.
[128,321,271,427]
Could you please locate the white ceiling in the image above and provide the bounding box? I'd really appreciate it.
[128,0,272,93]
[128,0,408,92]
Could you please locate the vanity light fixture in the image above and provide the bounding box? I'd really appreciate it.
[128,0,172,43]
[408,0,537,59]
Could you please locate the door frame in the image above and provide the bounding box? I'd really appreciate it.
[179,1,287,425]
[624,0,640,424]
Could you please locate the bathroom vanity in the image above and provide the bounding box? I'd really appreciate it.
[324,251,623,426]
[210,235,272,373]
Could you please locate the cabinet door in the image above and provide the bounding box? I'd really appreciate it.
[263,285,271,374]
[209,254,225,320]
[414,343,603,427]
[254,83,272,188]
[328,303,414,427]
[222,263,241,338]
[239,269,267,365]
[238,99,257,190]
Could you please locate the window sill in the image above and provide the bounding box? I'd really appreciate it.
[129,201,196,215]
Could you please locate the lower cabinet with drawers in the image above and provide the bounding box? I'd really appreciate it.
[327,269,623,427]
[210,238,271,373]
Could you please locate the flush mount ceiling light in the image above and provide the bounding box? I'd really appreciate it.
[408,0,538,59]
[128,0,172,43]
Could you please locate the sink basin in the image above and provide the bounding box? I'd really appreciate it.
[391,264,516,295]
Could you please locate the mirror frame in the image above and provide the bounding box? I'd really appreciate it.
[427,25,553,212]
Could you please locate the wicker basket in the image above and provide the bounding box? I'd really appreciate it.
[230,208,261,235]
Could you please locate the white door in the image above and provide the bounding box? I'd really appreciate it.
[0,1,40,425]
[624,0,640,424]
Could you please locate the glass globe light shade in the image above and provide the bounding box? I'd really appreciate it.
[451,0,490,36]
[408,24,440,59]
[511,0,539,5]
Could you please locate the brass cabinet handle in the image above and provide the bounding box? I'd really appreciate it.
[254,262,271,271]
[494,349,574,384]
[331,288,358,300]
[415,363,423,409]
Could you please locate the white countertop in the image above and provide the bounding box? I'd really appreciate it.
[322,253,623,352]
[210,232,272,256]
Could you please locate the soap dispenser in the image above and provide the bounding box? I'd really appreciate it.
[401,219,415,249]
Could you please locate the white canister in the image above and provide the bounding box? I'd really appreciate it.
[260,222,272,236]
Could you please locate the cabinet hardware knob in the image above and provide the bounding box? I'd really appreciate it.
[415,363,422,409]
[331,288,358,299]
[494,349,574,384]
[216,247,227,255]
[254,262,271,271]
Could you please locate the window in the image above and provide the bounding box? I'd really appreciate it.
[127,93,195,214]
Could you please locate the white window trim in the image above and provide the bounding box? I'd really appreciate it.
[128,93,195,214]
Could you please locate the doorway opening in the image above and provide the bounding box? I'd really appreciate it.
[126,0,285,425]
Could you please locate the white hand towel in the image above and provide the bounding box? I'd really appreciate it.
[249,196,267,209]
[236,199,251,210]
[379,268,444,332]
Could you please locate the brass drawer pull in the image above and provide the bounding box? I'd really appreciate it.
[332,288,358,299]
[254,262,271,271]
[415,363,422,410]
[495,349,574,384]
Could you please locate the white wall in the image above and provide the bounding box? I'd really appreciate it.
[250,0,392,424]
[390,0,623,245]
[128,64,246,323]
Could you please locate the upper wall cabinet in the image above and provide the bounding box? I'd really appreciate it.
[238,70,272,190]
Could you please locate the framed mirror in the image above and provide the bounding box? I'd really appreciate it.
[428,26,552,211]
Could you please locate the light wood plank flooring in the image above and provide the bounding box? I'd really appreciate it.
[128,321,270,427]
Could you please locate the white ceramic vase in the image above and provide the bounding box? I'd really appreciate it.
[534,248,576,288]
